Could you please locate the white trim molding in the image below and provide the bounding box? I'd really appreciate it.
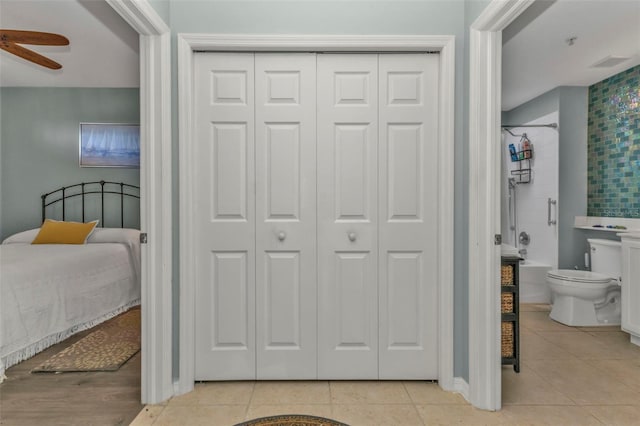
[467,0,534,411]
[176,33,196,396]
[437,35,456,392]
[471,0,535,32]
[453,377,470,402]
[178,34,455,394]
[179,34,455,52]
[106,0,173,405]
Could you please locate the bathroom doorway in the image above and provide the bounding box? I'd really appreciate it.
[499,0,640,412]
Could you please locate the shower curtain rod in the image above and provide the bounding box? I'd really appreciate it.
[501,123,558,129]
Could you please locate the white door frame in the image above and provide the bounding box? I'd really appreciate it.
[177,34,455,395]
[467,0,534,411]
[106,0,173,404]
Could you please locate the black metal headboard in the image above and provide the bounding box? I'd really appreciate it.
[41,181,140,228]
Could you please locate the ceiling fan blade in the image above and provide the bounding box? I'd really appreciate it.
[0,29,69,46]
[0,42,62,70]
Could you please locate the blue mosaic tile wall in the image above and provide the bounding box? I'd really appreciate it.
[587,65,640,218]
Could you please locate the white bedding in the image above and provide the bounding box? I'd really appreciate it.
[0,228,141,378]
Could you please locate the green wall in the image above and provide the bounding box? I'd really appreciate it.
[0,88,140,240]
[587,65,640,218]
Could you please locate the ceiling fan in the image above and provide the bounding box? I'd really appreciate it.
[0,29,69,70]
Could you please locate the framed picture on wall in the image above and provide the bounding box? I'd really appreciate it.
[79,123,140,168]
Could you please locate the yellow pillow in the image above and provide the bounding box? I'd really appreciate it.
[31,219,99,245]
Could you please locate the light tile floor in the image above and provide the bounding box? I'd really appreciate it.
[132,304,640,425]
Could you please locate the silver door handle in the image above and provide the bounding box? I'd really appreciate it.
[278,231,286,241]
[348,232,357,242]
[548,198,557,225]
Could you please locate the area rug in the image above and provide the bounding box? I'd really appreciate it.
[31,307,140,373]
[236,415,349,426]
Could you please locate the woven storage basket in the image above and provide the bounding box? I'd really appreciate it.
[501,293,514,313]
[501,265,513,285]
[501,322,514,358]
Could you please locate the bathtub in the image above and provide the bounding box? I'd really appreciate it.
[519,260,552,304]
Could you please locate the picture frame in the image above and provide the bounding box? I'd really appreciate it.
[79,123,140,168]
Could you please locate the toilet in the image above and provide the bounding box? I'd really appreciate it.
[546,239,622,326]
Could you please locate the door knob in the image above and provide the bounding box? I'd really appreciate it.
[348,232,357,242]
[278,231,286,241]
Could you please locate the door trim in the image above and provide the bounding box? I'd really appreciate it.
[467,0,534,411]
[177,35,455,395]
[105,0,173,404]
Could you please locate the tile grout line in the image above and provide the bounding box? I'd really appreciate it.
[518,360,580,407]
[403,381,428,426]
[581,407,608,426]
[244,381,257,420]
[149,405,159,425]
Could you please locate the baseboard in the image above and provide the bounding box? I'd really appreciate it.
[173,380,188,397]
[453,377,470,402]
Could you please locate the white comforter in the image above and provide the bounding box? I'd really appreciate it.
[0,228,141,378]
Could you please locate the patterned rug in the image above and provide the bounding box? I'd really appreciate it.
[236,415,349,426]
[32,307,140,373]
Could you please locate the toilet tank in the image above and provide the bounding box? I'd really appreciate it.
[588,238,622,280]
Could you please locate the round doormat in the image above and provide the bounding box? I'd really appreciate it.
[235,414,349,426]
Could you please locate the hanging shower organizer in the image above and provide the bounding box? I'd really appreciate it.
[510,146,532,184]
[504,131,534,184]
[502,123,557,184]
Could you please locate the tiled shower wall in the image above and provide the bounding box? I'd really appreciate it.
[587,65,640,218]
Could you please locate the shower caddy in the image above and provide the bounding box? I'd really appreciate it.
[502,122,558,184]
[510,142,532,184]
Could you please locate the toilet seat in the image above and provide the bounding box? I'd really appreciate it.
[547,269,613,285]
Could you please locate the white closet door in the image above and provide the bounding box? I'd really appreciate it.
[194,53,256,380]
[317,54,379,379]
[254,54,318,379]
[378,54,439,379]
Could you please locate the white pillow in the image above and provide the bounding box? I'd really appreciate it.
[2,227,140,245]
[2,228,40,244]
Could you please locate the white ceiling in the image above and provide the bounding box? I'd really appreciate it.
[502,0,640,111]
[0,0,139,87]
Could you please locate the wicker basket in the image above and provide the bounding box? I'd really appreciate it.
[501,322,514,358]
[501,293,514,313]
[501,265,513,285]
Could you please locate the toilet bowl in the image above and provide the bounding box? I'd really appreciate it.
[546,239,622,326]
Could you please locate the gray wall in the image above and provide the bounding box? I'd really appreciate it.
[503,86,594,270]
[0,88,140,240]
[455,0,492,384]
[558,87,591,268]
[162,0,474,381]
[148,0,169,24]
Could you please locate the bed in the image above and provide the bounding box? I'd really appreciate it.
[0,181,140,379]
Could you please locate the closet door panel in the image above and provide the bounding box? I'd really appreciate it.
[194,52,442,382]
[255,53,317,379]
[378,54,439,379]
[263,252,302,347]
[194,53,256,380]
[317,54,379,379]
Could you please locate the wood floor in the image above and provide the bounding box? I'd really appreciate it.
[0,316,143,426]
